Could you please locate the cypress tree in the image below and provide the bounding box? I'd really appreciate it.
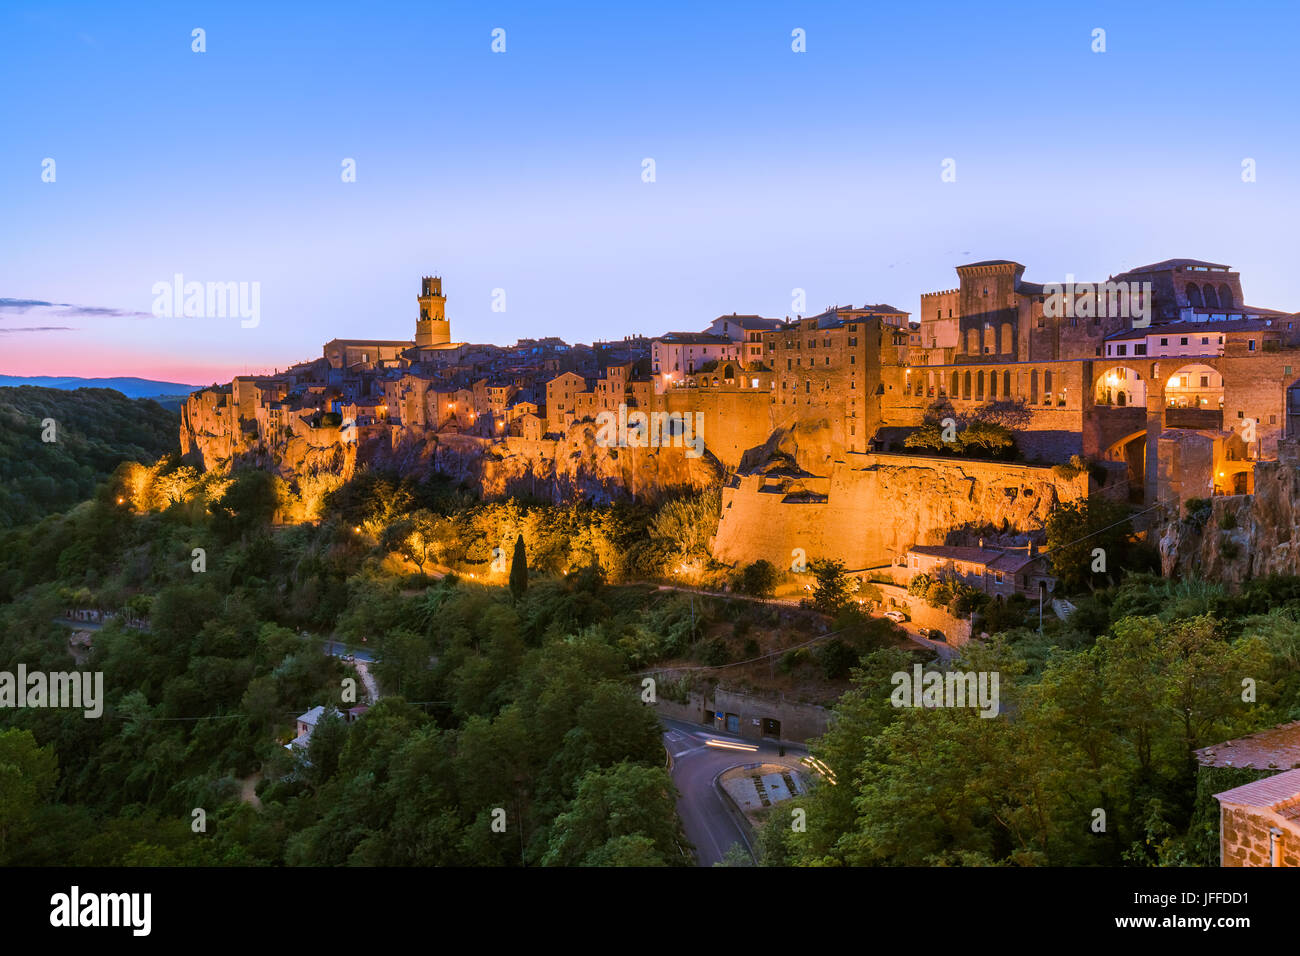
[509,533,528,600]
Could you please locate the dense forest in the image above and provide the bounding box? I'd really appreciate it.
[0,461,752,865]
[754,574,1300,866]
[0,386,178,529]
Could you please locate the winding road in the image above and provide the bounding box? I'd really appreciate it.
[661,717,809,866]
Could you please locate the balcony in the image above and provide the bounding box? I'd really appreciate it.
[1165,407,1223,429]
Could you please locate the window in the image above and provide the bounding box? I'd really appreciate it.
[1117,344,1127,356]
[1250,339,1257,351]
[1135,344,1147,356]
[850,355,856,365]
[1200,375,1209,387]
[1160,338,1168,346]
[1180,337,1188,346]
[1202,337,1209,345]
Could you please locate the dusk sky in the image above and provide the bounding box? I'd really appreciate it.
[2,0,1298,384]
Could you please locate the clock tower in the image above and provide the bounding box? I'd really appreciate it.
[415,276,450,348]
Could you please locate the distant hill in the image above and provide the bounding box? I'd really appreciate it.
[0,385,180,529]
[0,375,200,398]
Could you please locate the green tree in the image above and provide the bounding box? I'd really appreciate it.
[0,729,58,860]
[541,762,682,866]
[1045,496,1135,593]
[739,559,777,597]
[809,558,850,614]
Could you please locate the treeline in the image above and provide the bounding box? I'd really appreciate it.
[752,574,1300,867]
[0,386,178,529]
[0,465,728,865]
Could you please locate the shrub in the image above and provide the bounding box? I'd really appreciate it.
[738,560,778,598]
[697,637,730,667]
[816,638,858,679]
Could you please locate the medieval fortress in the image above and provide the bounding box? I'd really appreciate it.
[180,258,1300,582]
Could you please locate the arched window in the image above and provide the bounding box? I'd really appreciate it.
[966,327,980,355]
[1030,370,1039,403]
[1186,283,1204,308]
[977,370,985,399]
[1203,285,1219,309]
[1004,370,1012,397]
[963,371,972,399]
[1000,323,1013,354]
[989,370,998,399]
[1219,284,1234,309]
[1043,370,1053,404]
[951,371,960,396]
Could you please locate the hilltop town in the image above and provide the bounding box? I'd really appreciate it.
[180,258,1300,587]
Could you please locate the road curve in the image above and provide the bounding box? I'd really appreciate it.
[661,717,809,866]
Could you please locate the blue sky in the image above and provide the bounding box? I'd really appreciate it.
[2,0,1298,382]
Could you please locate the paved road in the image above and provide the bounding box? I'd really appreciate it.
[661,717,809,866]
[321,638,377,663]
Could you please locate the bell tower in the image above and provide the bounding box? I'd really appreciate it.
[416,276,450,348]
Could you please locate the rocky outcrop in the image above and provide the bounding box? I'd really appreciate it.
[1157,443,1300,583]
[180,393,721,504]
[713,451,1088,570]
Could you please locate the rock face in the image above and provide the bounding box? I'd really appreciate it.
[713,449,1088,570]
[180,397,719,505]
[1157,442,1300,583]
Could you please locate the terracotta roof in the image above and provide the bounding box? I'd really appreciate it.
[1213,768,1300,809]
[910,545,1005,567]
[1196,720,1300,770]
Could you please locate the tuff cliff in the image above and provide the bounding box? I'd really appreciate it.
[1157,441,1300,582]
[179,392,720,505]
[713,423,1089,569]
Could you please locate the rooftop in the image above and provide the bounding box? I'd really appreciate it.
[1105,318,1276,341]
[1117,258,1232,274]
[1196,720,1300,771]
[655,332,733,345]
[1213,768,1300,810]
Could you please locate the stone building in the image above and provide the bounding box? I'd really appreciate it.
[1197,721,1300,867]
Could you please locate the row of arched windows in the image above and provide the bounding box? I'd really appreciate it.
[1186,283,1235,310]
[907,367,1068,407]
